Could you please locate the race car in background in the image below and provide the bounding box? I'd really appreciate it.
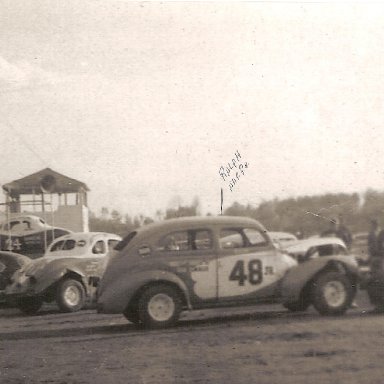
[7,232,121,314]
[0,215,71,259]
[283,237,350,263]
[269,231,298,249]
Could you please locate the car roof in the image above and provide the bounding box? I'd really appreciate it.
[0,251,31,264]
[269,231,297,239]
[134,216,264,235]
[51,232,121,242]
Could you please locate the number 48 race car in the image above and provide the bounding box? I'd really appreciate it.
[97,216,359,328]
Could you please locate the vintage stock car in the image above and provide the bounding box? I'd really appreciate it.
[6,232,121,314]
[97,216,359,328]
[0,215,71,259]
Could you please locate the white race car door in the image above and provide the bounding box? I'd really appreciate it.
[217,227,287,302]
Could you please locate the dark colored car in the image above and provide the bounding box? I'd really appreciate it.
[0,215,71,259]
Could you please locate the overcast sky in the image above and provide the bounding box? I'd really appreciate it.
[1,1,384,218]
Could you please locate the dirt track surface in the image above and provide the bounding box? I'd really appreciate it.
[0,291,383,384]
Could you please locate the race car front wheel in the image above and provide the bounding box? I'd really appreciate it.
[56,279,86,313]
[137,284,182,328]
[312,271,354,316]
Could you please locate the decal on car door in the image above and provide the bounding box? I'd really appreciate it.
[217,252,286,298]
[189,259,217,300]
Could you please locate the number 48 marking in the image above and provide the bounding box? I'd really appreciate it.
[229,259,263,286]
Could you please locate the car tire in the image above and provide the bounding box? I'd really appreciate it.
[312,272,354,316]
[283,300,310,312]
[56,279,86,313]
[137,284,182,329]
[123,304,141,325]
[17,297,43,315]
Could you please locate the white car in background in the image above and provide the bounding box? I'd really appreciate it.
[6,232,121,314]
[269,231,298,249]
[284,237,350,263]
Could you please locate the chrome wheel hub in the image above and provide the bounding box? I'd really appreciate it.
[64,286,81,306]
[147,293,175,322]
[323,281,346,307]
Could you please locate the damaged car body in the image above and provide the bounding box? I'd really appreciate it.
[6,232,121,314]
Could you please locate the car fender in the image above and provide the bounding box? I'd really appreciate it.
[281,255,359,303]
[31,266,88,295]
[99,269,192,313]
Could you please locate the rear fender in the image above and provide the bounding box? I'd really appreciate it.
[100,270,192,313]
[282,256,359,303]
[31,267,87,295]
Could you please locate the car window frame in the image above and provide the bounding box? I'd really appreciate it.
[218,227,270,250]
[155,228,214,255]
[92,239,107,255]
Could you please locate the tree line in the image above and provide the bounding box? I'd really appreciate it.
[89,189,384,237]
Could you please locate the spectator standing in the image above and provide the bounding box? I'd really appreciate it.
[374,224,384,270]
[337,215,353,250]
[321,216,352,249]
[368,219,380,261]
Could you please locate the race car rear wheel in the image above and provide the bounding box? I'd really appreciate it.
[17,297,43,315]
[283,300,310,312]
[123,304,141,325]
[312,272,354,316]
[137,284,182,329]
[56,279,86,313]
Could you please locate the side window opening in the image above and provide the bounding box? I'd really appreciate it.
[50,239,76,252]
[22,220,32,230]
[219,228,269,249]
[160,231,188,252]
[158,229,213,252]
[219,229,245,249]
[193,230,212,250]
[92,240,106,254]
[7,221,21,231]
[50,240,65,252]
[62,239,76,251]
[243,228,269,247]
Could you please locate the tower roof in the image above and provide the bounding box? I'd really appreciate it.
[2,168,90,197]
